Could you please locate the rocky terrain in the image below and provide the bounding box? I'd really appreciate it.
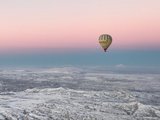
[0,67,160,120]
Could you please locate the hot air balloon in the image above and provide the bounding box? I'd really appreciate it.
[99,34,112,52]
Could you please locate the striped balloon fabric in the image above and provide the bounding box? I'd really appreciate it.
[99,34,112,52]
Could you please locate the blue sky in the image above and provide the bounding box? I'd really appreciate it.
[0,0,160,70]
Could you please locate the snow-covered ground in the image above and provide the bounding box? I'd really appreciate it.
[0,67,160,120]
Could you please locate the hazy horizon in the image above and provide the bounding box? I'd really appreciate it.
[0,49,159,69]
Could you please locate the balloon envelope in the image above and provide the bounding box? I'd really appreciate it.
[99,34,112,52]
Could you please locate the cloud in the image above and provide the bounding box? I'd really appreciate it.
[115,64,126,68]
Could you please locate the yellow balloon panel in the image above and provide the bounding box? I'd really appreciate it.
[99,40,112,49]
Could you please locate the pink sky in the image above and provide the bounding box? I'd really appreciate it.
[0,0,160,53]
